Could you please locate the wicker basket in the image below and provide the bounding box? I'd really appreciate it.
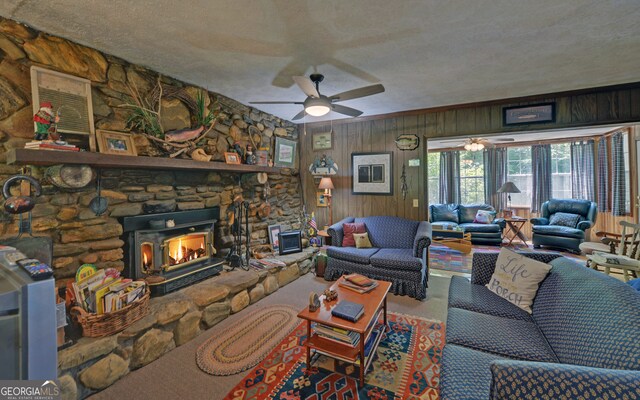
[71,289,150,338]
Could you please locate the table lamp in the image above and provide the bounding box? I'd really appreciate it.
[497,181,520,217]
[318,177,334,226]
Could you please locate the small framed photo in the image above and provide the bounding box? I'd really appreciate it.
[312,131,332,151]
[503,103,555,126]
[96,130,137,156]
[274,137,297,168]
[268,224,281,250]
[224,152,241,164]
[316,191,328,207]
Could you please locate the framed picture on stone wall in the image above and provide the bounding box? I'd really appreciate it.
[274,137,296,168]
[352,152,393,195]
[96,130,137,156]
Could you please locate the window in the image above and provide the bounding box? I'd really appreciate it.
[506,147,532,207]
[459,151,484,204]
[427,152,440,204]
[551,143,571,199]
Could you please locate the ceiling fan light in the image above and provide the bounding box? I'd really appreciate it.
[304,97,331,117]
[478,143,485,150]
[464,143,472,151]
[305,104,330,116]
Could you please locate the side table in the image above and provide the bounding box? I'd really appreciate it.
[318,230,332,246]
[503,218,528,245]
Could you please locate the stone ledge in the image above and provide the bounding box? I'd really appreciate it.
[59,247,316,398]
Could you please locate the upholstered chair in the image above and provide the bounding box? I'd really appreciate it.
[530,199,597,253]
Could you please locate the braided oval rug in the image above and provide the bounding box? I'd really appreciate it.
[196,304,300,376]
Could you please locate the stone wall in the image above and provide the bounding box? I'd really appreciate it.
[0,17,303,285]
[57,250,314,399]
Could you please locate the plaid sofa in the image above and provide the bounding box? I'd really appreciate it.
[325,216,431,300]
[440,252,640,399]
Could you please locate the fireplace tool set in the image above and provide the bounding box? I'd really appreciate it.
[228,199,250,270]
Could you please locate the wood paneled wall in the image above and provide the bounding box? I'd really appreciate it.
[300,116,426,227]
[299,82,640,226]
[424,84,640,138]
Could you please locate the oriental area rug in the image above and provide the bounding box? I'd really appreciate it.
[196,305,300,376]
[223,312,445,400]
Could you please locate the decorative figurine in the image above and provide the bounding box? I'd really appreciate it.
[244,144,257,165]
[232,142,244,161]
[33,101,60,140]
[309,292,320,312]
[323,289,338,302]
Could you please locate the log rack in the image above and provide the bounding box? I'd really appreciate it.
[7,149,284,174]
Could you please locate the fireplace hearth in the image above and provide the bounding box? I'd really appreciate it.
[122,208,223,296]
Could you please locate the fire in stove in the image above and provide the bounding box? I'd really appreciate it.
[165,233,208,269]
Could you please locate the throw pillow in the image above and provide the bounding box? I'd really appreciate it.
[549,212,581,228]
[486,248,552,313]
[342,223,366,247]
[474,209,496,224]
[353,232,373,248]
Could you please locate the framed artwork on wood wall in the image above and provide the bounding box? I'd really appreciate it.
[503,103,555,126]
[316,191,328,207]
[351,152,393,195]
[312,131,332,150]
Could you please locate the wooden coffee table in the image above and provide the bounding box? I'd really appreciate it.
[431,228,472,254]
[297,279,391,386]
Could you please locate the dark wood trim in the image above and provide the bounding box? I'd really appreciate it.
[7,149,283,174]
[427,130,621,153]
[300,81,640,127]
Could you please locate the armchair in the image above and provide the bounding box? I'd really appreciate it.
[530,199,597,253]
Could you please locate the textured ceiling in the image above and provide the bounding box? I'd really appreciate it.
[2,0,640,123]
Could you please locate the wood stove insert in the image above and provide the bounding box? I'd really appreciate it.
[122,208,224,296]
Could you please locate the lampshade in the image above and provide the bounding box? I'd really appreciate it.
[318,177,334,190]
[304,98,331,117]
[497,181,521,194]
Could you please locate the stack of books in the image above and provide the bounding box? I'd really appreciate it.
[313,323,361,347]
[249,258,287,270]
[71,269,146,315]
[24,140,80,152]
[338,273,378,294]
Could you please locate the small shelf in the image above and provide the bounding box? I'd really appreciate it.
[7,149,284,174]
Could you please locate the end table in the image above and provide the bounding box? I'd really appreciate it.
[503,218,528,245]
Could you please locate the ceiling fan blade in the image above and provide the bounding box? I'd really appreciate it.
[329,84,385,102]
[291,109,307,120]
[249,101,303,104]
[438,138,467,143]
[332,104,363,117]
[293,76,319,98]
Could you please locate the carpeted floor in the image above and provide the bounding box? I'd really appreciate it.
[429,243,586,274]
[92,272,451,400]
[224,313,444,399]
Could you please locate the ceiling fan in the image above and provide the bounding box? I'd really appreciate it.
[439,137,515,151]
[250,74,385,120]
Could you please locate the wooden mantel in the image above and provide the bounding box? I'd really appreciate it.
[7,149,284,174]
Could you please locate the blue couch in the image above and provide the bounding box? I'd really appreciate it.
[530,198,597,254]
[429,203,505,245]
[440,252,640,399]
[325,216,431,300]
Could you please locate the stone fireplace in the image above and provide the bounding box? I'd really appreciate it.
[122,208,223,296]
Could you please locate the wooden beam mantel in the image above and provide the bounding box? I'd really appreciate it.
[7,149,284,174]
